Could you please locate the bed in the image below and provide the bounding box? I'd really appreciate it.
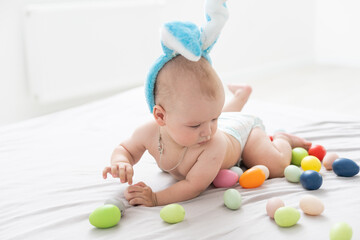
[1,86,359,240]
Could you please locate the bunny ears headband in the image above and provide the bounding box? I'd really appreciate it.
[145,0,229,113]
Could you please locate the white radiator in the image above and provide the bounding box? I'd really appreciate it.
[24,0,165,103]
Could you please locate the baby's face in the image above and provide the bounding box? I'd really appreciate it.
[164,90,225,148]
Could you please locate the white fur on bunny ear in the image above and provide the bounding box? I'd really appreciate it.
[201,0,229,51]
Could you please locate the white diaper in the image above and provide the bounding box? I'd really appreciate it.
[218,112,265,164]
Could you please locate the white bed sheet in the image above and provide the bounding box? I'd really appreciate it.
[1,86,359,240]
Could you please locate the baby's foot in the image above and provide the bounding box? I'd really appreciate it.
[227,84,252,101]
[273,132,312,150]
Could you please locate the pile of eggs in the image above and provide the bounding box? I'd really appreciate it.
[285,144,359,191]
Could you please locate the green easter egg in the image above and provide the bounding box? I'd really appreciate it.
[224,189,242,210]
[330,222,353,240]
[274,206,300,227]
[284,165,302,183]
[160,204,185,224]
[89,204,121,228]
[291,147,308,166]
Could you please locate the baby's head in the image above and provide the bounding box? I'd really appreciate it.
[153,55,225,147]
[154,55,224,112]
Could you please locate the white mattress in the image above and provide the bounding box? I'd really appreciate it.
[1,86,359,240]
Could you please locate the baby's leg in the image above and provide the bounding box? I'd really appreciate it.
[222,84,252,112]
[242,128,312,178]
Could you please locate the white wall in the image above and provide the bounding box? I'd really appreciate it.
[315,0,360,66]
[0,0,356,126]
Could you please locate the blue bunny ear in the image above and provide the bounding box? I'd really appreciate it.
[201,0,229,52]
[161,22,202,61]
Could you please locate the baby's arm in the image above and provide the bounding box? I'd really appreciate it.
[156,153,223,205]
[125,146,224,206]
[102,122,152,184]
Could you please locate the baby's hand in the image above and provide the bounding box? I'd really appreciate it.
[102,162,133,185]
[124,182,157,207]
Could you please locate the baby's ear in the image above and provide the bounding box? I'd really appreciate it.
[153,105,166,126]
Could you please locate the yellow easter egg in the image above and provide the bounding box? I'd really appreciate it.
[301,156,321,172]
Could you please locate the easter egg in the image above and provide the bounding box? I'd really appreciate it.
[274,206,300,227]
[291,147,308,166]
[223,189,242,210]
[266,197,285,219]
[323,152,339,170]
[301,156,321,172]
[284,165,302,183]
[299,195,324,216]
[239,167,266,188]
[332,158,360,177]
[89,204,121,228]
[160,204,185,224]
[230,166,243,178]
[253,165,270,179]
[300,170,323,190]
[308,144,326,161]
[330,222,353,240]
[213,169,239,188]
[104,198,126,216]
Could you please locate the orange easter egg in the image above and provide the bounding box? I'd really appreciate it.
[239,168,266,188]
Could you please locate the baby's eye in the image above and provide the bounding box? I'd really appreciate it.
[212,118,218,122]
[189,124,200,129]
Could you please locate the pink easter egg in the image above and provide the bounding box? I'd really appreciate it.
[323,152,339,170]
[266,197,285,219]
[213,169,239,188]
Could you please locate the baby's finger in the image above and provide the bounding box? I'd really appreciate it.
[127,185,144,193]
[135,181,146,187]
[102,167,111,179]
[127,167,134,185]
[111,165,119,178]
[119,164,127,183]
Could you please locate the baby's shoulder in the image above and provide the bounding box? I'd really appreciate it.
[130,120,158,143]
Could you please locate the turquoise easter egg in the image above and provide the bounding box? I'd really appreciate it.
[274,206,300,227]
[284,165,302,183]
[332,158,359,177]
[330,222,353,240]
[223,189,242,210]
[89,204,121,228]
[160,204,185,224]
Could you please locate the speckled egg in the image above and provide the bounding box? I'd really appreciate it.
[213,169,239,188]
[332,158,360,177]
[274,206,301,227]
[160,204,185,224]
[299,195,324,216]
[284,165,302,183]
[224,189,242,210]
[266,197,285,219]
[323,152,339,170]
[253,165,270,179]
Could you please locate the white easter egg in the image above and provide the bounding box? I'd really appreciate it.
[299,195,324,216]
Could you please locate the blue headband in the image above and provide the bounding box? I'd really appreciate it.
[145,0,229,113]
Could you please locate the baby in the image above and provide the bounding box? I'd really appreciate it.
[102,0,311,207]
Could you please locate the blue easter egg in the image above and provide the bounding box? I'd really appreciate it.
[300,170,323,190]
[332,158,359,177]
